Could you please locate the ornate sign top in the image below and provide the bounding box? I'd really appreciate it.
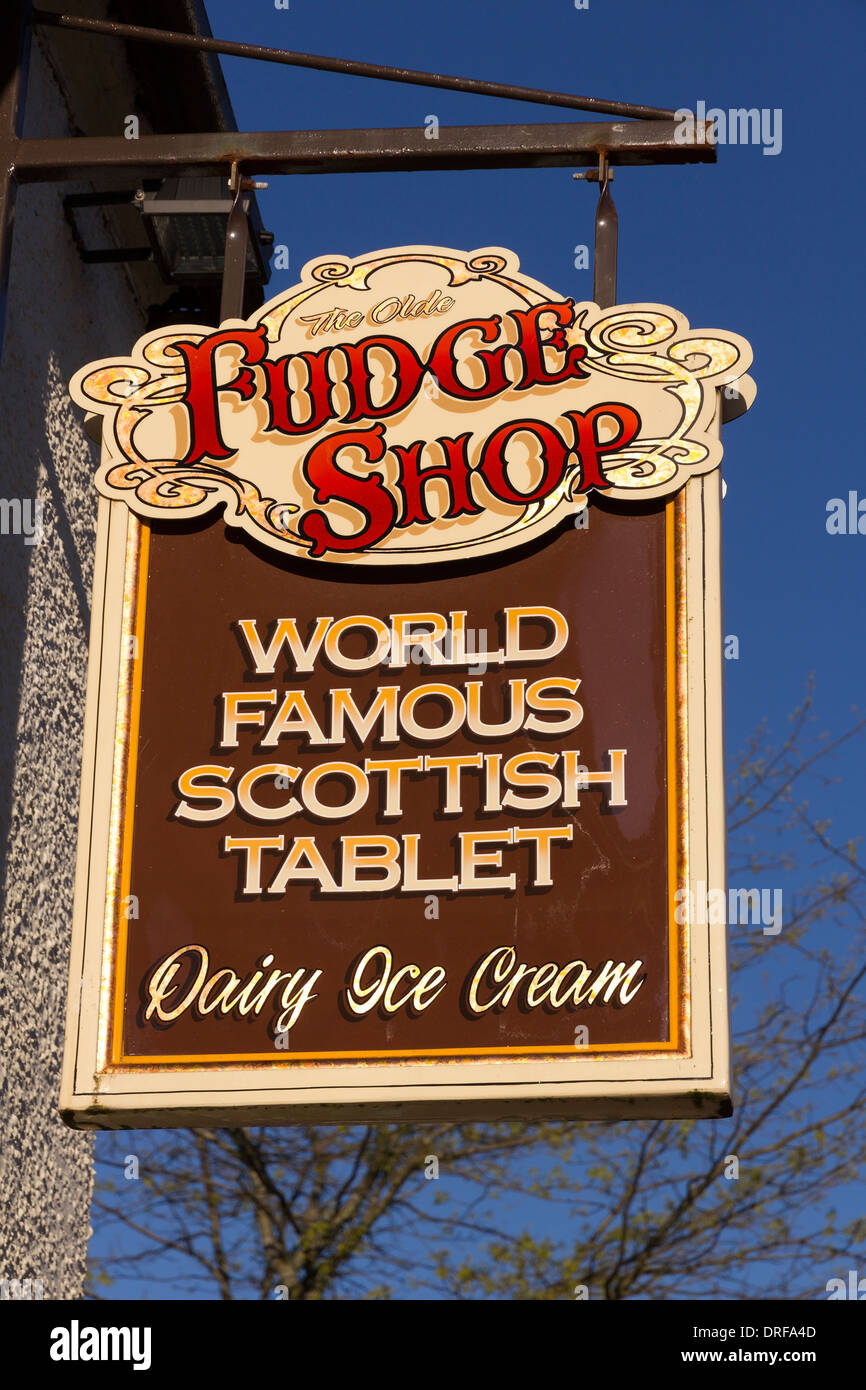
[71,245,754,565]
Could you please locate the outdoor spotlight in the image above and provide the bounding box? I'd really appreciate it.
[137,176,273,288]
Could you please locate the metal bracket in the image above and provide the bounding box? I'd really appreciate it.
[62,190,151,264]
[228,164,268,194]
[219,162,249,322]
[575,153,618,308]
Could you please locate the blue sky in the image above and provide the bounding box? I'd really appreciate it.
[90,0,866,1297]
[201,0,866,837]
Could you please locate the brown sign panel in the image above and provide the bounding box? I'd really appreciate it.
[61,247,754,1125]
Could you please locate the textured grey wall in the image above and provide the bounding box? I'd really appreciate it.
[0,38,150,1301]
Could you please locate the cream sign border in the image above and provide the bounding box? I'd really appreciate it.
[60,468,729,1126]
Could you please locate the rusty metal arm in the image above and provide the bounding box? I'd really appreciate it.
[0,2,714,351]
[0,2,31,342]
[8,120,714,184]
[32,9,677,123]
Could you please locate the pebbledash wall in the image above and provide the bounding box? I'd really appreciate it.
[0,2,236,1299]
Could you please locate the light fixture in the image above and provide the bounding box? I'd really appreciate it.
[137,176,273,289]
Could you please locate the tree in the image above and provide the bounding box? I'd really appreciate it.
[88,684,866,1300]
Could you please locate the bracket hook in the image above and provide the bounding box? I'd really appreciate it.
[220,162,250,323]
[574,153,618,309]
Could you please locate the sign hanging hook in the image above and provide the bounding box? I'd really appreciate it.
[220,162,249,323]
[574,153,618,309]
[220,162,269,323]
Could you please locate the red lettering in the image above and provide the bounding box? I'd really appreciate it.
[565,404,641,491]
[510,301,588,389]
[477,419,569,505]
[393,433,482,527]
[427,316,510,402]
[175,327,268,465]
[261,346,337,436]
[299,422,396,556]
[340,336,425,423]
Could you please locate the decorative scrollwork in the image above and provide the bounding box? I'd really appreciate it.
[578,307,749,491]
[70,247,753,563]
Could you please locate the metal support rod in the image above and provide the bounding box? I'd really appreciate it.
[32,9,678,122]
[0,10,714,367]
[9,121,714,184]
[593,155,618,307]
[0,2,32,365]
[220,166,249,323]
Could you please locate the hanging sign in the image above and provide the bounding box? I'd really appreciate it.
[61,245,754,1127]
